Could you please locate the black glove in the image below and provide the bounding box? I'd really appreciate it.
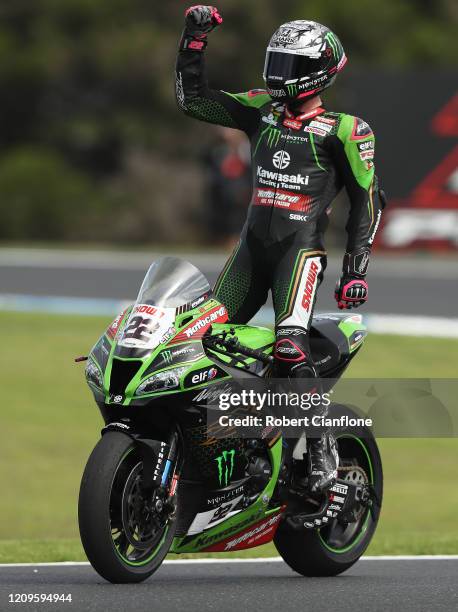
[334,249,370,310]
[335,275,368,309]
[181,5,223,51]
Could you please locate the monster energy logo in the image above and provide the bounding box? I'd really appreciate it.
[286,83,298,97]
[266,127,281,148]
[162,350,173,364]
[254,126,281,154]
[325,33,339,59]
[215,449,235,486]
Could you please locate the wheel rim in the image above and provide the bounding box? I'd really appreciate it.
[318,435,375,554]
[110,449,171,566]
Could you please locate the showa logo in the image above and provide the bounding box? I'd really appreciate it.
[302,261,319,311]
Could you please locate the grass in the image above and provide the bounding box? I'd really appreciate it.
[1,311,457,563]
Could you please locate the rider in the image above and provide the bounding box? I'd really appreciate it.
[175,7,385,492]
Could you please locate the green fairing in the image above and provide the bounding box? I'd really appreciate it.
[338,318,368,352]
[88,301,276,406]
[223,90,272,109]
[337,114,375,191]
[170,437,283,553]
[212,323,274,352]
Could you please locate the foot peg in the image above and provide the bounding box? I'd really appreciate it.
[286,480,357,530]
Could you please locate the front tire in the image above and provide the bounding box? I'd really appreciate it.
[78,432,176,583]
[275,424,383,577]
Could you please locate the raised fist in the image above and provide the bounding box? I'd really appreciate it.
[184,5,223,37]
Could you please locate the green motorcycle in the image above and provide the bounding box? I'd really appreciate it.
[78,257,382,583]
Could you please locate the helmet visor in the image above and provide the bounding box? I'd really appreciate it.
[263,50,330,82]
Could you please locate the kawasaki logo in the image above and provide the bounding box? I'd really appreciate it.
[215,449,235,486]
[257,166,309,185]
[301,261,319,312]
[272,150,290,170]
[184,306,227,338]
[368,209,382,245]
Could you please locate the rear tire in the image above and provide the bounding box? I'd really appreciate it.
[274,418,383,577]
[78,432,177,583]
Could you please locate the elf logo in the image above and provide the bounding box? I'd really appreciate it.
[191,367,218,385]
[301,261,319,312]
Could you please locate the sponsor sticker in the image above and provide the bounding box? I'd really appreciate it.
[262,113,278,127]
[309,120,333,133]
[119,305,175,349]
[107,308,128,339]
[289,213,308,221]
[189,367,219,386]
[318,116,336,125]
[257,166,309,190]
[357,140,374,151]
[283,134,309,144]
[283,118,302,130]
[171,305,228,343]
[253,188,311,212]
[302,261,320,312]
[304,126,327,137]
[351,117,374,140]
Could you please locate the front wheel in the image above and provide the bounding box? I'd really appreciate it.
[78,431,177,583]
[274,419,383,576]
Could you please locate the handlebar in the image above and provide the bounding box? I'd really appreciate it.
[203,329,274,365]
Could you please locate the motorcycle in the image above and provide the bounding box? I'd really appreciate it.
[78,256,382,583]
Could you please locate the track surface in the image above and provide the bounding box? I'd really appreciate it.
[1,559,457,612]
[1,249,457,317]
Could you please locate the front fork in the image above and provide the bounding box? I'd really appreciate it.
[102,422,182,507]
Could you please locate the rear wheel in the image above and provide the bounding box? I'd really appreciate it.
[274,423,383,576]
[78,432,177,583]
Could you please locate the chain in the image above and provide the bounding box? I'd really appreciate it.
[338,464,369,483]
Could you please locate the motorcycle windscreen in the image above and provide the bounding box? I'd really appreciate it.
[116,257,211,355]
[136,257,210,308]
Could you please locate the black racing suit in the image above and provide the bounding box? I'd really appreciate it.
[175,46,384,380]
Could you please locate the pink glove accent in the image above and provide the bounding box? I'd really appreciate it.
[335,278,368,310]
[185,5,223,26]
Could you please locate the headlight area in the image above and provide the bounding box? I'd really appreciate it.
[135,367,187,396]
[85,359,103,389]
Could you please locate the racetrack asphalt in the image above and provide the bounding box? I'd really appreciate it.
[1,558,457,612]
[1,249,457,317]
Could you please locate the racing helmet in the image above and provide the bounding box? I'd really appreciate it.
[263,20,347,102]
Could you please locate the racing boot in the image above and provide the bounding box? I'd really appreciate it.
[308,431,339,493]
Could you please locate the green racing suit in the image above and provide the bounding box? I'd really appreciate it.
[176,44,384,378]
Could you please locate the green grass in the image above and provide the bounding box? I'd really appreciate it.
[1,311,457,563]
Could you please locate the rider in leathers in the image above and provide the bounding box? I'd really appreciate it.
[175,7,385,492]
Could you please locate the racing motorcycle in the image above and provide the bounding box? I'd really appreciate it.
[78,257,382,583]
